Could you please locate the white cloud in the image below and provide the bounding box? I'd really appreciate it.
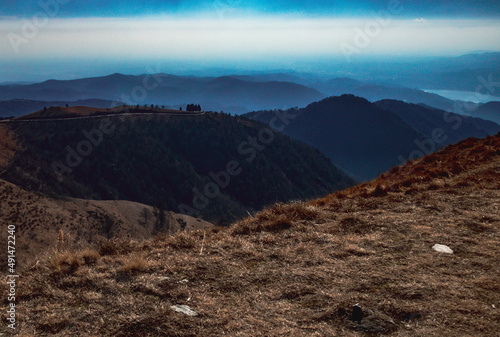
[0,17,499,62]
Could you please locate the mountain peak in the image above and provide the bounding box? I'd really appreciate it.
[308,94,372,108]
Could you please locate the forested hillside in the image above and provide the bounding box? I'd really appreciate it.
[1,110,355,224]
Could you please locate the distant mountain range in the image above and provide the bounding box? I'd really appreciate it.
[387,53,500,92]
[375,100,500,142]
[330,52,500,93]
[1,72,494,116]
[245,95,500,180]
[470,101,500,124]
[0,74,324,114]
[0,107,354,224]
[308,79,463,112]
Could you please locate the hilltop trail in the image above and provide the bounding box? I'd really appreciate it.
[0,106,205,123]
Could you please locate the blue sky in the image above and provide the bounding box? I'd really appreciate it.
[0,0,500,81]
[1,0,500,18]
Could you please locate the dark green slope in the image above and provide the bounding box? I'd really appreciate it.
[246,95,499,181]
[375,100,500,143]
[245,95,426,180]
[1,111,355,224]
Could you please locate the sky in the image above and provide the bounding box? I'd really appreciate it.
[1,0,500,82]
[2,0,500,18]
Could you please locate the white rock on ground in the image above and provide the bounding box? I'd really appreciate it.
[432,244,454,254]
[171,305,199,316]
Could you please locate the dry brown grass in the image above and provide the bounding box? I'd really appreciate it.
[118,255,150,274]
[47,251,82,275]
[165,231,198,250]
[80,248,101,265]
[1,135,499,336]
[231,202,321,235]
[0,178,212,270]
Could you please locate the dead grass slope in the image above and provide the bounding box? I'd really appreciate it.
[1,135,498,336]
[0,178,212,270]
[320,134,500,201]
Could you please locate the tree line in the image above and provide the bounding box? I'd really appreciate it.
[186,104,202,112]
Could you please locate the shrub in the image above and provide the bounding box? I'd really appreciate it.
[166,231,197,250]
[371,185,388,197]
[48,252,81,275]
[80,248,101,265]
[118,256,149,274]
[231,203,320,235]
[99,239,134,256]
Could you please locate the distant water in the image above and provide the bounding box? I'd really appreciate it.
[424,89,500,104]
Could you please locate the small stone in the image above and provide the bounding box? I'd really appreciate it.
[351,304,363,323]
[432,244,453,254]
[349,306,397,334]
[171,305,198,316]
